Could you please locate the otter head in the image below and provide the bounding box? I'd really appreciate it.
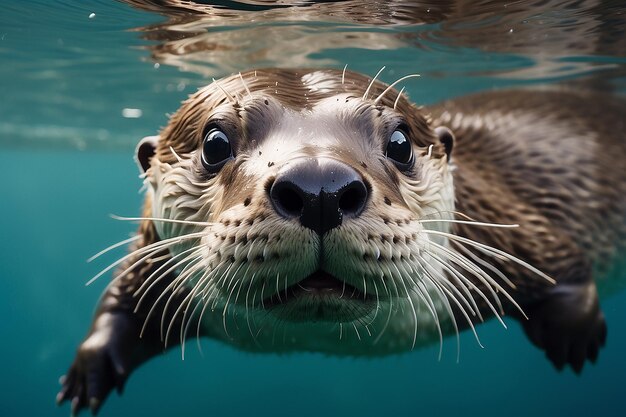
[136,69,458,354]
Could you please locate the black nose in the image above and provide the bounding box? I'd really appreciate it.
[269,158,368,235]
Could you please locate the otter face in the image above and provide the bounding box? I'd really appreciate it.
[138,69,458,354]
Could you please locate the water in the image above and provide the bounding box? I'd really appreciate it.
[1,1,625,416]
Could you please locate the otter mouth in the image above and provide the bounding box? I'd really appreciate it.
[265,271,375,322]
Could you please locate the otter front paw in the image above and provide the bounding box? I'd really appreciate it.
[57,312,138,415]
[521,282,607,373]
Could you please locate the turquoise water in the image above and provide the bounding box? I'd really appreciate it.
[1,1,626,416]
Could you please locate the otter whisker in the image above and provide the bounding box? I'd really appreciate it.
[362,276,367,300]
[421,209,478,222]
[180,262,218,336]
[208,262,236,309]
[238,72,252,98]
[181,296,204,360]
[454,243,516,289]
[165,270,205,349]
[224,262,247,300]
[384,264,404,312]
[212,77,237,104]
[148,254,172,264]
[370,280,381,324]
[221,280,242,340]
[139,252,202,339]
[396,269,420,349]
[199,267,226,311]
[87,234,141,263]
[416,219,519,229]
[413,246,484,318]
[243,272,261,346]
[341,64,348,85]
[85,232,197,286]
[160,256,205,344]
[274,272,282,303]
[423,239,515,319]
[412,278,444,353]
[424,229,555,284]
[373,74,421,105]
[352,323,361,341]
[196,290,215,354]
[234,267,251,312]
[373,275,395,345]
[90,239,184,288]
[423,265,484,349]
[260,281,266,310]
[418,269,460,361]
[110,215,212,227]
[362,66,386,100]
[421,236,527,317]
[169,146,183,164]
[250,286,261,342]
[86,231,204,286]
[134,244,203,303]
[393,86,405,110]
[180,269,214,351]
[398,260,444,352]
[424,251,486,320]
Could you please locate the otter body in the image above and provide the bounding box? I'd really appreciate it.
[58,69,626,415]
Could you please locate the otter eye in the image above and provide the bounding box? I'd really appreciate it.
[385,129,413,169]
[201,128,232,172]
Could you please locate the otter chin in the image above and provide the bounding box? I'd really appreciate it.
[58,68,625,415]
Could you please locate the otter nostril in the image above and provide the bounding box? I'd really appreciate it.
[277,187,304,215]
[338,182,368,216]
[270,181,305,218]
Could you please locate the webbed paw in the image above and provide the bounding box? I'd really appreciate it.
[522,281,607,373]
[57,313,137,415]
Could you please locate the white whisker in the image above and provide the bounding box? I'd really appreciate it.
[424,229,555,284]
[110,215,211,227]
[393,86,405,110]
[238,72,252,97]
[422,238,516,319]
[373,74,421,105]
[87,235,141,263]
[417,219,519,229]
[212,77,237,104]
[362,66,386,100]
[169,146,183,163]
[86,232,201,286]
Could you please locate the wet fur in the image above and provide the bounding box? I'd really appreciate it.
[58,68,625,415]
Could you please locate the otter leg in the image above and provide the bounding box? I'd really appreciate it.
[521,279,607,373]
[57,241,196,415]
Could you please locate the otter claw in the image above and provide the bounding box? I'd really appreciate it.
[58,312,139,415]
[522,281,606,373]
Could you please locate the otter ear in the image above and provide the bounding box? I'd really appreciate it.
[135,135,159,174]
[434,126,454,162]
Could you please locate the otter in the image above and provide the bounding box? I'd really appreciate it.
[57,68,626,415]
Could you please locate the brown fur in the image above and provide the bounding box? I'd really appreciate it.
[59,69,625,415]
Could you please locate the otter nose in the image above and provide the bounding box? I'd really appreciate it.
[269,158,368,235]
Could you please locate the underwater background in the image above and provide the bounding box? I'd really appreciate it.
[1,0,625,416]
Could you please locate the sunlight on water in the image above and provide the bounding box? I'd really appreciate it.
[1,1,625,416]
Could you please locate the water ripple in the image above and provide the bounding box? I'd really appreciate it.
[1,0,624,150]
